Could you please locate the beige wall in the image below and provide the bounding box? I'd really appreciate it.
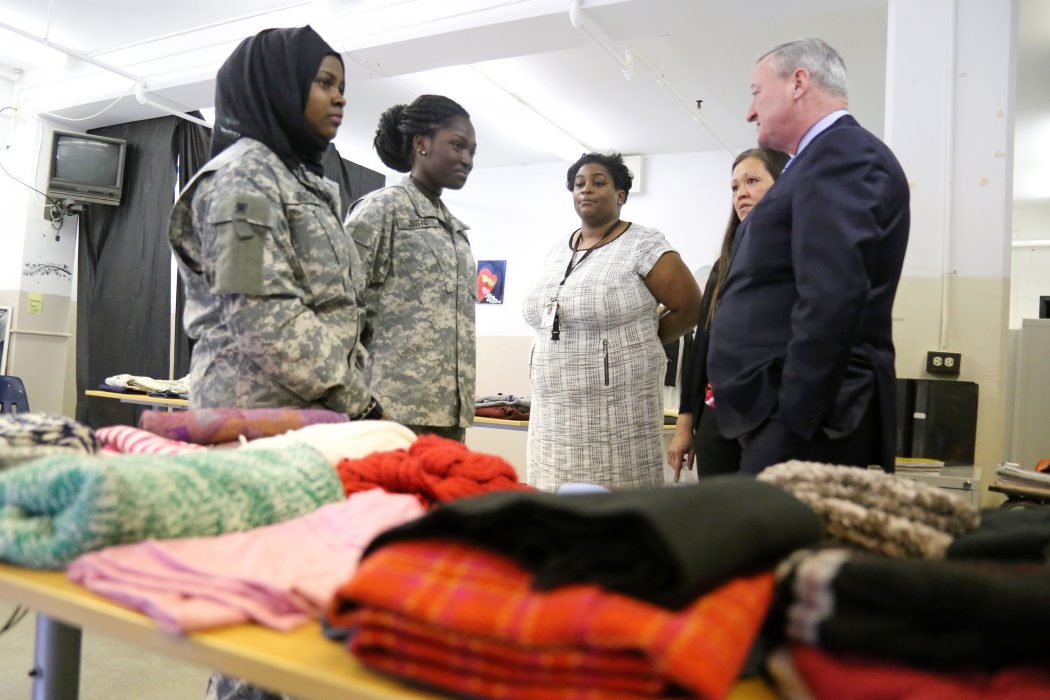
[876,274,1010,504]
[1,290,74,417]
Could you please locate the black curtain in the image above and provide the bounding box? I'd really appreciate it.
[322,143,386,219]
[75,115,200,429]
[172,116,212,379]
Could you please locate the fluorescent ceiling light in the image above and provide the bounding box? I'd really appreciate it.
[0,26,68,69]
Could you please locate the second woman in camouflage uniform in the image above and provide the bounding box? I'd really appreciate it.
[345,95,477,441]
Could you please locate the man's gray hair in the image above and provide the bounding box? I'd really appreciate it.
[761,38,848,99]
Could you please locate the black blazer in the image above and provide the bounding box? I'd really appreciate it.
[706,114,909,471]
[679,260,721,416]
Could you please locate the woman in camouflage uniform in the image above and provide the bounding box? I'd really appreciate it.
[168,25,380,700]
[345,95,477,442]
[169,26,382,425]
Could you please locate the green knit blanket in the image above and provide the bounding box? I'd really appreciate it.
[0,445,342,569]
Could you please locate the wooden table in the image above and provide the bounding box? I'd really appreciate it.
[0,564,779,700]
[0,563,441,700]
[84,390,189,410]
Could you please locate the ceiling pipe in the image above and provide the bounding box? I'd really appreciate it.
[1,19,207,129]
[0,19,140,82]
[134,82,210,128]
[568,0,735,155]
[568,1,633,79]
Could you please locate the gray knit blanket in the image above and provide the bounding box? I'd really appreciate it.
[0,446,342,569]
[758,461,980,558]
[0,414,99,471]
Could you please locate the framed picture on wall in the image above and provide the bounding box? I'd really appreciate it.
[0,305,10,374]
[476,260,507,304]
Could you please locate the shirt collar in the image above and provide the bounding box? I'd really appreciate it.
[398,175,470,232]
[793,109,850,157]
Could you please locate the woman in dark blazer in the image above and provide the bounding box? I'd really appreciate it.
[667,147,789,481]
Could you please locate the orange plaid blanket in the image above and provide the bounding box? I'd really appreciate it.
[329,538,774,700]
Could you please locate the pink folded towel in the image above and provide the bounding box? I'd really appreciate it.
[67,489,424,634]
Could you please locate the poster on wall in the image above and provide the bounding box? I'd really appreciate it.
[476,260,506,304]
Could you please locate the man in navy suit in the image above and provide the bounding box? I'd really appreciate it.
[707,39,909,474]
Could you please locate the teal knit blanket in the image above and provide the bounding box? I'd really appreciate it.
[0,446,342,569]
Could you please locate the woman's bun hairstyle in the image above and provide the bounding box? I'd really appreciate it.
[373,94,470,173]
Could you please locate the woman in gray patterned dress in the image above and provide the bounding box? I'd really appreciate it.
[522,153,700,492]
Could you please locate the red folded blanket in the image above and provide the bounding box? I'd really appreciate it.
[783,645,1050,700]
[336,434,532,504]
[139,407,347,445]
[329,538,774,700]
[474,405,530,421]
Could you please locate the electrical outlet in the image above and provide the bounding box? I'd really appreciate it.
[926,351,962,375]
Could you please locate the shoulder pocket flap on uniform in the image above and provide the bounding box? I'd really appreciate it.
[207,193,277,233]
[396,216,437,230]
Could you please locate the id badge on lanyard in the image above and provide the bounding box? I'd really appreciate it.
[541,299,559,328]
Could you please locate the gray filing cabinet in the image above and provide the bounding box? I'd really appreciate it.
[900,465,981,508]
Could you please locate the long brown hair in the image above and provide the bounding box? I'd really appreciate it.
[705,147,790,329]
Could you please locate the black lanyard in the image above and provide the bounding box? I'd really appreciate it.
[551,219,620,341]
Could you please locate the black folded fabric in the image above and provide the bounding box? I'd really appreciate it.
[780,549,1050,671]
[363,476,822,608]
[947,507,1050,561]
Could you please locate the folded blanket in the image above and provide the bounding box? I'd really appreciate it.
[0,414,100,471]
[243,421,417,466]
[96,425,205,456]
[330,538,774,700]
[0,446,342,569]
[336,434,531,504]
[138,407,348,445]
[778,548,1050,671]
[771,645,1050,700]
[363,475,820,608]
[758,461,980,558]
[106,374,190,396]
[68,490,424,634]
[948,507,1050,561]
[474,405,530,421]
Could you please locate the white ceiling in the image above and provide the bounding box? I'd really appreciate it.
[0,0,1044,199]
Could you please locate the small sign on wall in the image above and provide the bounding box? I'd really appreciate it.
[27,292,43,315]
[476,260,506,304]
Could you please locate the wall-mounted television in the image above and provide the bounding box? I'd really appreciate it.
[46,129,127,207]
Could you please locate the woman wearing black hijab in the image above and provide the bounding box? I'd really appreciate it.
[170,25,382,425]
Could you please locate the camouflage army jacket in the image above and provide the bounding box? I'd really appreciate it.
[169,138,371,417]
[345,177,476,427]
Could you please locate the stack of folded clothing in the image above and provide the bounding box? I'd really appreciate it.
[0,413,99,470]
[328,477,824,699]
[474,393,530,421]
[332,539,773,700]
[104,374,191,397]
[763,473,1050,700]
[770,546,1050,699]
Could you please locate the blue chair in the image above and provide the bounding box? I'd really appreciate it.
[0,375,30,414]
